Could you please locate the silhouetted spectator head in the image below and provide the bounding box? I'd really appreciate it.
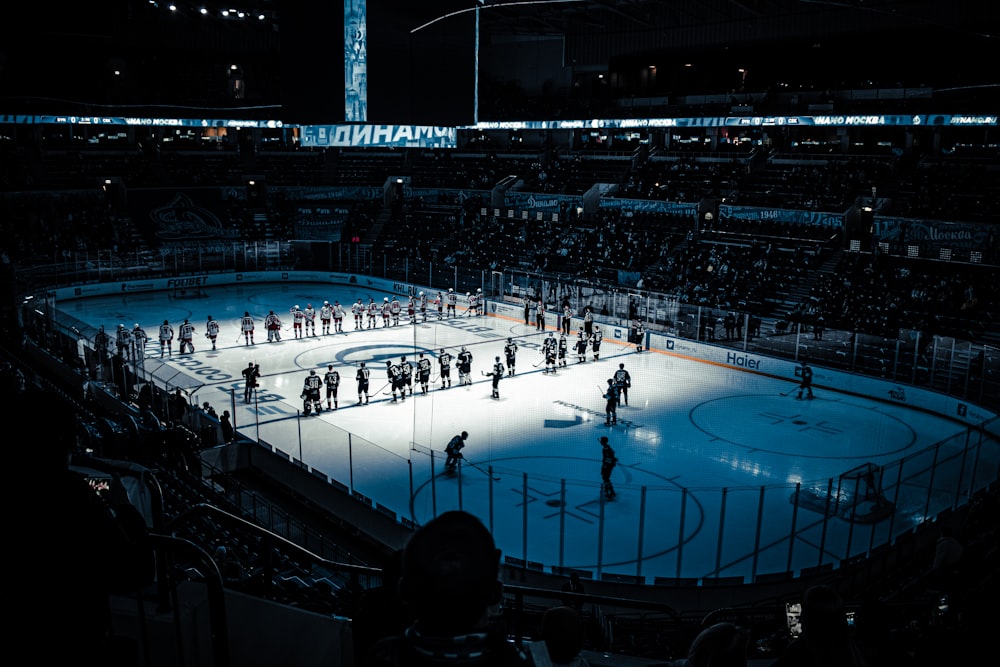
[687,622,748,667]
[541,606,586,664]
[800,584,848,642]
[400,510,501,635]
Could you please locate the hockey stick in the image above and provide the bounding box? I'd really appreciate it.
[532,356,545,368]
[466,460,501,481]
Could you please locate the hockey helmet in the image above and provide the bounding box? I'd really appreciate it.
[385,297,390,302]
[449,288,454,292]
[477,288,482,292]
[309,369,316,375]
[419,291,424,296]
[324,300,329,305]
[466,292,471,296]
[507,337,512,342]
[495,356,500,361]
[461,346,467,352]
[118,323,124,329]
[133,323,140,329]
[386,360,391,365]
[599,436,609,445]
[294,305,300,310]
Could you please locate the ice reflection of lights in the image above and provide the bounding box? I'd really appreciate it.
[719,450,772,480]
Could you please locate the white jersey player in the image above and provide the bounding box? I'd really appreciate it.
[303,303,316,337]
[352,298,364,330]
[333,301,346,333]
[240,311,255,345]
[290,305,304,338]
[178,319,196,354]
[158,319,174,357]
[205,315,220,351]
[319,301,334,335]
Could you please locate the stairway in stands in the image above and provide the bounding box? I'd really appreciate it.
[362,207,393,246]
[777,245,844,319]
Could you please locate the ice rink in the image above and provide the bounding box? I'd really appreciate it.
[59,282,979,583]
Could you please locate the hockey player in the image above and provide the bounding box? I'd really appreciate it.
[613,363,632,406]
[591,326,603,361]
[419,291,428,322]
[265,310,282,343]
[476,288,484,315]
[446,287,457,317]
[386,359,404,403]
[381,297,391,328]
[333,301,346,333]
[324,364,341,410]
[319,301,333,335]
[558,333,568,367]
[485,356,504,399]
[303,303,316,337]
[438,348,453,389]
[301,369,323,415]
[205,315,220,351]
[504,337,518,376]
[466,291,476,317]
[416,353,432,394]
[535,300,546,331]
[631,319,645,353]
[562,303,573,335]
[178,318,196,354]
[603,378,619,426]
[600,436,617,499]
[575,329,588,363]
[366,297,378,329]
[158,319,174,357]
[435,291,444,320]
[457,346,473,386]
[356,361,370,405]
[406,295,416,325]
[390,296,402,326]
[543,334,558,374]
[796,359,814,400]
[583,306,594,336]
[290,305,304,339]
[132,323,148,357]
[352,298,364,330]
[115,323,132,359]
[240,311,255,345]
[242,362,260,403]
[444,431,468,473]
[400,355,414,397]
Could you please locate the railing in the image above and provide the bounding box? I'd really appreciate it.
[22,241,994,410]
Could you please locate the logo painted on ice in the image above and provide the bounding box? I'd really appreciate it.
[333,343,439,367]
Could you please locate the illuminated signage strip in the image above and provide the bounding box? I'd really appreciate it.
[0,114,995,130]
[299,125,457,148]
[467,115,998,130]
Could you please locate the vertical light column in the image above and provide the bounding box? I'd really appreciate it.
[345,1,368,122]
